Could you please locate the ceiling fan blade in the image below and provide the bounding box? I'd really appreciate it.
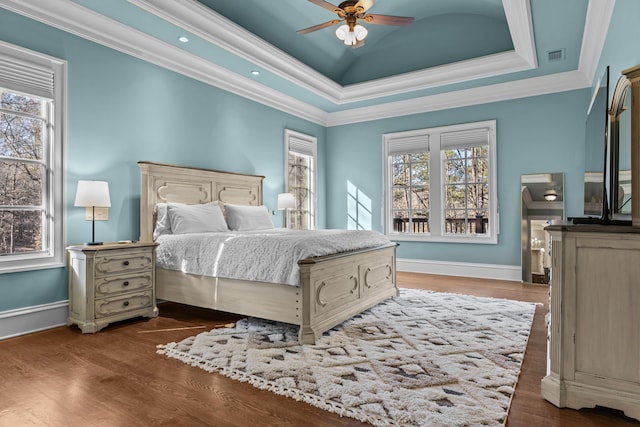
[297,19,342,35]
[355,0,375,13]
[363,14,414,26]
[307,0,341,13]
[352,39,365,48]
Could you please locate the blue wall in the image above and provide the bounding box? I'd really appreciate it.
[596,0,640,89]
[326,90,589,266]
[2,0,640,312]
[324,0,640,267]
[0,9,326,311]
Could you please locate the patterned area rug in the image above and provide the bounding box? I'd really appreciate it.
[157,289,536,426]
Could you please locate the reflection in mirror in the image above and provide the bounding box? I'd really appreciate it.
[610,75,632,219]
[521,173,564,284]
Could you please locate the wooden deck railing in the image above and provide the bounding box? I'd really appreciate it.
[393,217,488,234]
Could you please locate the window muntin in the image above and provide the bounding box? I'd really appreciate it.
[391,152,430,234]
[0,41,66,273]
[384,121,497,244]
[284,129,316,230]
[443,146,489,235]
[288,151,314,229]
[0,91,50,256]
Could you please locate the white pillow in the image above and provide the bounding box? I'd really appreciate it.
[153,203,171,240]
[167,202,229,234]
[224,204,274,231]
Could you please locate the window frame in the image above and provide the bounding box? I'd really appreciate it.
[0,41,67,273]
[383,120,498,244]
[284,129,317,230]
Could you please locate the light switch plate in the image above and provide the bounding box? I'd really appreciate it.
[85,207,109,221]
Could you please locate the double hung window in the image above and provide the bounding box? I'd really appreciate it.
[0,42,66,272]
[284,129,316,230]
[384,120,497,243]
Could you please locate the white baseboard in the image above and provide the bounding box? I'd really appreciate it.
[0,300,68,340]
[397,258,521,282]
[0,260,519,341]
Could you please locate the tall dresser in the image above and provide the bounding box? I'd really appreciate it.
[67,242,159,333]
[541,224,640,421]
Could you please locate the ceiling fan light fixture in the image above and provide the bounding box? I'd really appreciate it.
[335,24,349,41]
[544,190,558,201]
[353,24,368,41]
[335,23,367,46]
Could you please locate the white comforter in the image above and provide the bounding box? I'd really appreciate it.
[155,229,391,286]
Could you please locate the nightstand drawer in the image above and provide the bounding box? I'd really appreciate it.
[67,242,158,333]
[94,290,153,319]
[95,272,153,297]
[95,250,153,276]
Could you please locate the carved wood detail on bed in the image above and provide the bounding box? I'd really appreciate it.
[138,161,398,344]
[139,161,264,242]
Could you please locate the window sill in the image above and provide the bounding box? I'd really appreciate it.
[0,259,66,275]
[388,233,498,244]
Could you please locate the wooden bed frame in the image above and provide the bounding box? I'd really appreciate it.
[138,161,398,344]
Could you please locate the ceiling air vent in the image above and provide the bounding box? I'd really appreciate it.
[547,49,565,62]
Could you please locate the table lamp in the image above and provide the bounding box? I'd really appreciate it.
[74,180,111,245]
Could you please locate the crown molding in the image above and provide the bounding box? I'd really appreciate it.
[0,0,329,125]
[0,0,612,127]
[326,70,591,126]
[578,0,616,85]
[128,0,343,102]
[129,0,537,105]
[340,51,531,102]
[503,0,537,69]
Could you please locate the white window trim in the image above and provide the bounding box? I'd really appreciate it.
[0,41,67,274]
[383,120,498,244]
[284,129,317,229]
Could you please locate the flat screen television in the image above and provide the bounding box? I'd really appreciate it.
[578,66,610,223]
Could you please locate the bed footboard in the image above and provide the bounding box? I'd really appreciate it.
[297,243,398,344]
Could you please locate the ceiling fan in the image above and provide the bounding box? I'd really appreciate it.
[297,0,414,48]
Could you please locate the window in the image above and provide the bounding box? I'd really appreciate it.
[284,129,316,230]
[0,41,66,273]
[384,120,497,243]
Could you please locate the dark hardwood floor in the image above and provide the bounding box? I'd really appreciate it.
[1,272,638,426]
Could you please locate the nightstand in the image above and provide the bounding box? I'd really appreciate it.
[67,242,159,333]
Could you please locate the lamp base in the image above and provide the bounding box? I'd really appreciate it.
[85,241,103,246]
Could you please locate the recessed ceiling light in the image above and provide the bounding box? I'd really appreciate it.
[178,36,189,43]
[251,70,260,76]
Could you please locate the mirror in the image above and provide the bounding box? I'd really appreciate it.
[610,75,632,219]
[521,173,564,284]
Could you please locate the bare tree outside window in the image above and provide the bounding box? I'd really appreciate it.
[288,152,314,229]
[391,152,430,233]
[443,146,489,235]
[0,91,47,255]
[384,121,496,243]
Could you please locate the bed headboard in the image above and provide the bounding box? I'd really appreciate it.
[138,161,265,242]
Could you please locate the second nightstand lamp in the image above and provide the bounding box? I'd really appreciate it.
[74,180,111,245]
[277,192,295,229]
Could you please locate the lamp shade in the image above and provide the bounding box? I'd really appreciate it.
[277,193,295,210]
[353,24,368,41]
[74,180,111,207]
[335,24,349,41]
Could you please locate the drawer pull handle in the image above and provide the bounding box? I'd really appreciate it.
[123,261,130,266]
[123,281,129,287]
[123,301,130,307]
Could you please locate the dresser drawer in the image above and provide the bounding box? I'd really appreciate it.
[95,272,153,297]
[94,290,153,319]
[94,250,153,276]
